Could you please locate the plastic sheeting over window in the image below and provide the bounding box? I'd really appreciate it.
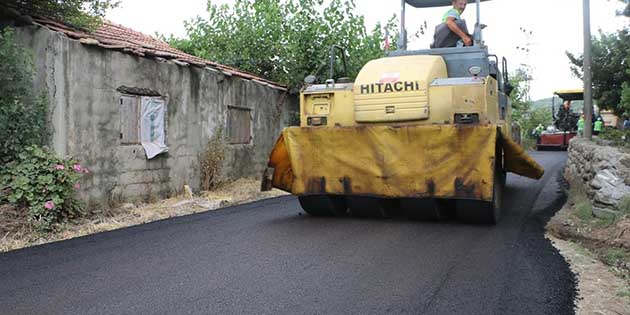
[140,97,168,159]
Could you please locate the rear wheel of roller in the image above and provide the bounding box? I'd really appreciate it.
[456,171,503,224]
[457,140,505,225]
[298,195,347,217]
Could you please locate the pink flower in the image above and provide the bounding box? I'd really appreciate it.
[44,201,55,210]
[55,164,65,170]
[73,164,82,172]
[82,168,90,174]
[74,182,81,189]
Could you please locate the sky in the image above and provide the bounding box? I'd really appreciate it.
[106,0,629,100]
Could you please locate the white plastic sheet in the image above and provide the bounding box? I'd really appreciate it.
[140,97,168,159]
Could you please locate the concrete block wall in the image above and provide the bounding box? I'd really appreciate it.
[14,25,297,208]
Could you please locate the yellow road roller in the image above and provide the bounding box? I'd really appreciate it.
[261,0,544,224]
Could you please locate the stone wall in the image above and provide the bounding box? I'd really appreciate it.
[14,24,298,208]
[565,138,630,217]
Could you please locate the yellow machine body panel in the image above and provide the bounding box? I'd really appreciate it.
[267,54,543,202]
[300,55,512,139]
[352,55,445,123]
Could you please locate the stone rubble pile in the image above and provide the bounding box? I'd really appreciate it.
[565,138,630,217]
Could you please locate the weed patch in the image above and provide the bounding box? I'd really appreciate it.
[574,200,593,221]
[617,286,630,298]
[619,195,630,216]
[602,248,630,267]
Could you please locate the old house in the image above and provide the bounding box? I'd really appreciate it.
[8,16,297,208]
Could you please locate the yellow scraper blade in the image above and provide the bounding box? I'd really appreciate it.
[264,125,543,201]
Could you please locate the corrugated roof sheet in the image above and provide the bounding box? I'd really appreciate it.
[30,16,287,91]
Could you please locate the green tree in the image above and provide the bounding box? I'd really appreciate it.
[567,28,630,116]
[2,0,119,30]
[164,0,397,90]
[0,29,48,163]
[509,68,532,124]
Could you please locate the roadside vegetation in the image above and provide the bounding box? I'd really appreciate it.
[0,29,88,232]
[0,1,119,234]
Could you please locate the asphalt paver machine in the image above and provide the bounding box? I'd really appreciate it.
[537,89,583,151]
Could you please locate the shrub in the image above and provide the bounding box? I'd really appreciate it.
[199,128,226,191]
[0,145,87,231]
[598,127,630,147]
[574,200,593,221]
[602,248,630,267]
[0,28,49,164]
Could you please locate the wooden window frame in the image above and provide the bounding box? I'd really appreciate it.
[120,95,141,145]
[119,94,167,146]
[227,106,252,145]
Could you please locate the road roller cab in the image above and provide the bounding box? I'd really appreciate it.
[262,0,544,224]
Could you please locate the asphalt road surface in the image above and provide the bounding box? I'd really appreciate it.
[0,151,575,315]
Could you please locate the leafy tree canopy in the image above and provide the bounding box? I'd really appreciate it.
[508,68,536,127]
[2,0,119,30]
[164,0,397,90]
[567,28,630,117]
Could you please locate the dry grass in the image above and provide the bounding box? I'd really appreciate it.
[199,128,226,191]
[0,178,287,253]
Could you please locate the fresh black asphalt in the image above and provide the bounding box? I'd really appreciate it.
[0,151,575,314]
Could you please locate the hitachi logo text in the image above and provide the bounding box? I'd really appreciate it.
[359,81,420,94]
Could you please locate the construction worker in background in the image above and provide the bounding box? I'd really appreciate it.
[577,115,585,137]
[555,100,578,131]
[534,123,545,144]
[593,117,604,135]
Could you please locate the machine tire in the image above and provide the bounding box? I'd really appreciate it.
[347,197,387,218]
[298,195,347,217]
[456,168,503,224]
[456,139,505,225]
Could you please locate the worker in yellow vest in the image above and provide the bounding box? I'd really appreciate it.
[577,115,585,137]
[593,117,604,135]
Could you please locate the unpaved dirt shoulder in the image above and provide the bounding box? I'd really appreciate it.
[1,178,288,253]
[547,204,630,315]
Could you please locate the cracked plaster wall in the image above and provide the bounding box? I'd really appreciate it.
[13,25,298,208]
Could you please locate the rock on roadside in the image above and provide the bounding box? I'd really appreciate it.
[565,138,630,217]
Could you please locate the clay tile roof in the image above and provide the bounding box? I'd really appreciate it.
[30,16,287,90]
